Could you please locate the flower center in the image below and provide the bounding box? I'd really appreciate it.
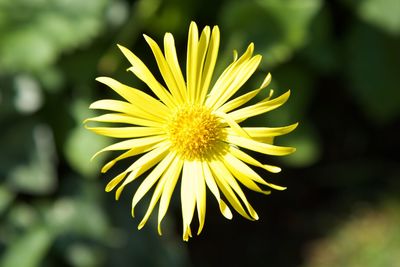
[167,105,222,160]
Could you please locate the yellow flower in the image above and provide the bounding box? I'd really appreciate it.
[86,22,297,241]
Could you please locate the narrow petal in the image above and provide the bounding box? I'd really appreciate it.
[117,44,176,108]
[131,152,175,217]
[209,160,258,220]
[228,146,282,173]
[100,141,166,173]
[212,55,262,110]
[137,169,169,230]
[89,99,164,123]
[86,126,164,138]
[157,156,183,235]
[218,73,272,113]
[89,99,136,116]
[208,165,253,220]
[225,123,299,139]
[186,21,199,103]
[194,26,210,103]
[181,160,197,241]
[143,34,184,103]
[85,113,163,128]
[217,88,262,114]
[221,155,272,195]
[96,76,170,116]
[229,90,291,122]
[202,161,233,219]
[91,135,166,160]
[115,143,170,199]
[205,43,255,108]
[105,172,127,192]
[227,135,296,156]
[223,152,286,191]
[164,33,187,101]
[252,136,275,144]
[215,111,251,139]
[198,26,220,105]
[194,160,206,235]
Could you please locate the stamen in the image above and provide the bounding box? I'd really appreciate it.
[167,105,222,160]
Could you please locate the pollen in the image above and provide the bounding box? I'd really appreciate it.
[167,105,222,160]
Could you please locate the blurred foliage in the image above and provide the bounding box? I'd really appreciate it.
[0,0,399,266]
[220,0,322,67]
[0,0,109,72]
[303,201,400,267]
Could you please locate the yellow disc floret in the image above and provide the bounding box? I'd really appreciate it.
[167,105,222,160]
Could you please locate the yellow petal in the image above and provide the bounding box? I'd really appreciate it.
[92,135,166,160]
[205,43,255,108]
[115,143,170,199]
[100,141,165,173]
[218,73,272,113]
[143,34,184,103]
[207,162,248,220]
[209,160,258,220]
[181,160,196,241]
[131,152,175,217]
[223,152,286,191]
[186,21,199,103]
[212,55,262,110]
[198,26,220,105]
[105,172,127,192]
[85,113,162,128]
[202,161,232,219]
[227,134,296,156]
[215,111,251,139]
[86,126,164,138]
[194,160,206,235]
[117,44,176,108]
[137,168,169,230]
[226,123,299,139]
[95,76,170,116]
[164,33,187,101]
[221,154,271,195]
[89,99,164,123]
[228,145,282,173]
[194,25,210,103]
[157,156,183,235]
[229,90,291,122]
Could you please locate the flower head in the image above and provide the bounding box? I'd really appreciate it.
[86,22,297,241]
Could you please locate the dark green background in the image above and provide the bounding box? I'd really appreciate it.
[1,0,399,266]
